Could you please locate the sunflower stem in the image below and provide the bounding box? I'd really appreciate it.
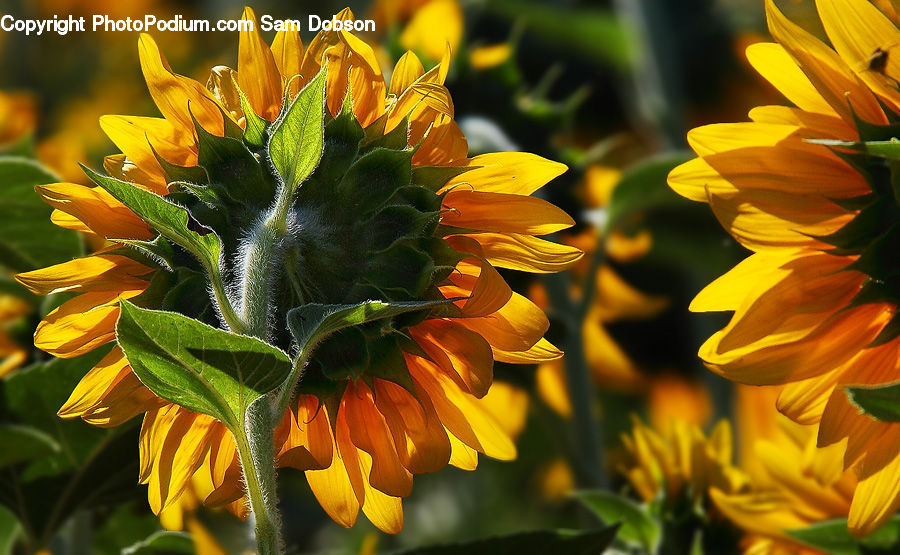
[542,267,606,489]
[234,398,283,555]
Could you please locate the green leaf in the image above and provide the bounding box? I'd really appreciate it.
[122,530,195,555]
[574,490,659,551]
[0,425,59,469]
[0,156,81,271]
[269,67,327,197]
[846,381,900,422]
[395,526,620,555]
[787,516,900,555]
[0,506,19,555]
[232,75,268,147]
[115,300,291,431]
[606,151,695,231]
[81,166,221,276]
[286,299,453,357]
[0,350,144,547]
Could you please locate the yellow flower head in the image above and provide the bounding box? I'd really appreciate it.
[714,386,856,553]
[669,0,900,537]
[15,7,578,533]
[617,417,748,509]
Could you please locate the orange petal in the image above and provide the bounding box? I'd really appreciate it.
[239,7,283,121]
[35,183,153,240]
[410,319,494,398]
[343,382,413,498]
[16,254,151,295]
[373,378,451,474]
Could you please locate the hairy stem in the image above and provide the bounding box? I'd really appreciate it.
[234,399,282,555]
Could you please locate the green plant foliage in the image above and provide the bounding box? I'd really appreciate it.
[846,381,900,422]
[0,157,81,271]
[574,490,660,552]
[787,516,900,555]
[115,300,292,432]
[269,68,328,196]
[605,152,695,232]
[0,350,143,549]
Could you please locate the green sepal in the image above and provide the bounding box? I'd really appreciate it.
[361,113,410,152]
[364,334,416,394]
[336,147,414,216]
[411,165,475,192]
[231,74,268,148]
[807,137,900,161]
[368,242,435,299]
[370,205,441,252]
[103,236,176,272]
[827,192,877,212]
[846,380,900,422]
[149,143,208,186]
[316,326,371,382]
[115,300,291,431]
[848,221,900,280]
[812,201,887,252]
[870,310,900,347]
[190,109,274,204]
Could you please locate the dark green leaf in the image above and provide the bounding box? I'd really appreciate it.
[394,525,620,555]
[232,75,268,148]
[846,381,900,422]
[0,350,144,547]
[0,425,59,469]
[574,490,659,551]
[607,151,694,231]
[0,157,81,271]
[269,67,327,196]
[115,300,291,430]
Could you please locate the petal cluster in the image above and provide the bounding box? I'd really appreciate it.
[668,0,900,535]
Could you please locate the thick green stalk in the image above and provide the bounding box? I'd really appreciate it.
[234,399,282,555]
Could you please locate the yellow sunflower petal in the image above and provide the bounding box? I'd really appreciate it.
[442,152,568,196]
[764,0,886,125]
[389,51,425,97]
[442,190,574,235]
[270,27,304,99]
[816,0,900,114]
[745,42,839,116]
[238,7,283,121]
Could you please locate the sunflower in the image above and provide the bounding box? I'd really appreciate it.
[15,7,577,534]
[712,386,855,554]
[668,0,900,536]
